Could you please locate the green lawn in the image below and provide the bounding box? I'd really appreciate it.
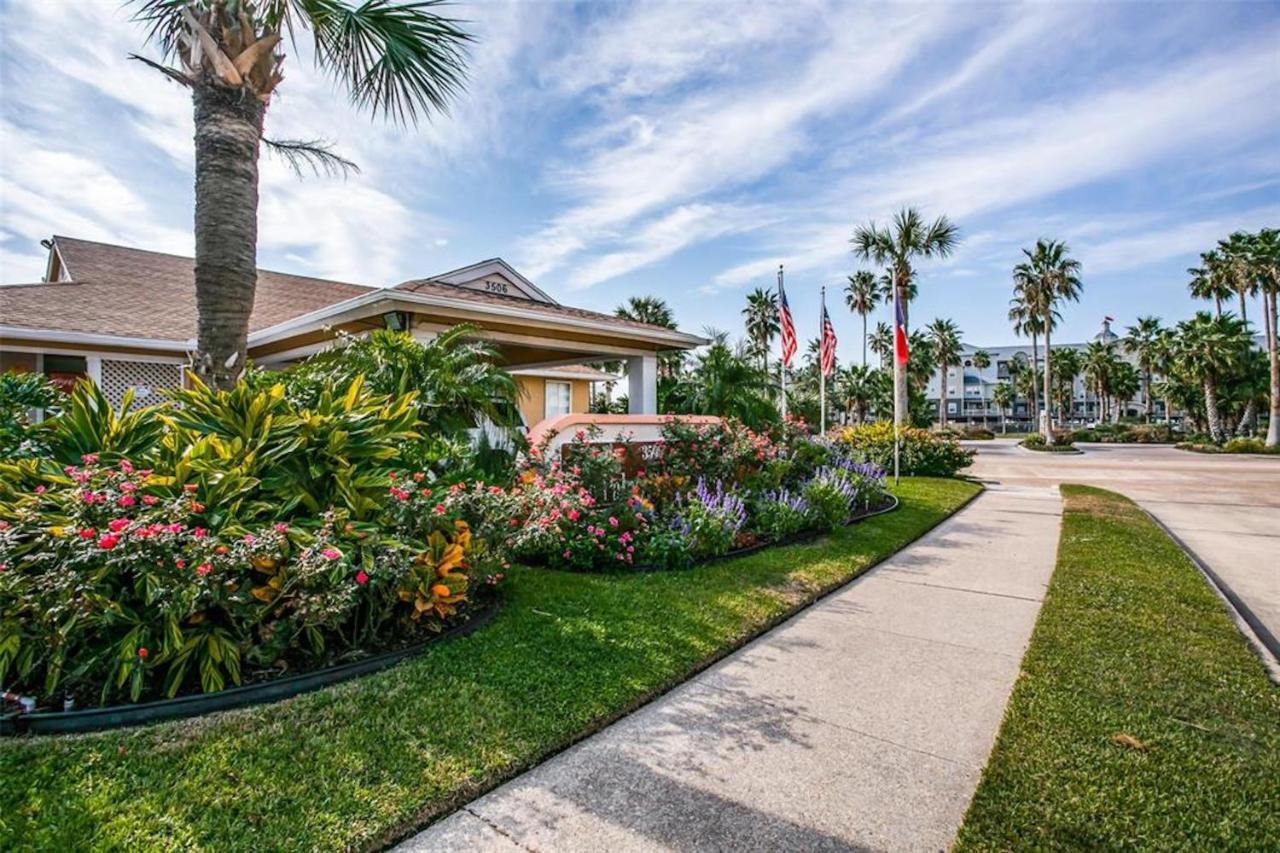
[1,477,978,851]
[956,485,1280,851]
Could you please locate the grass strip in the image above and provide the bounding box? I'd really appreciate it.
[1,477,978,851]
[956,485,1280,851]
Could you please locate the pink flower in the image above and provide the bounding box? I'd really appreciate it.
[166,523,184,533]
[141,495,159,506]
[119,481,137,493]
[34,485,46,494]
[195,563,213,577]
[78,527,96,539]
[81,453,99,465]
[175,558,186,569]
[119,460,134,475]
[567,509,581,522]
[608,516,619,528]
[433,503,446,515]
[117,495,136,507]
[97,533,120,550]
[192,527,208,538]
[108,518,131,533]
[387,471,398,480]
[354,570,369,585]
[184,483,199,493]
[242,534,257,545]
[388,486,410,501]
[320,547,342,561]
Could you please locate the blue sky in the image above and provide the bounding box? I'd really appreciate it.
[1,0,1278,360]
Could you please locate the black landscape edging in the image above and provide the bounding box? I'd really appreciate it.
[1,599,500,737]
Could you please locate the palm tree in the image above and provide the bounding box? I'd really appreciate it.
[868,322,893,369]
[670,330,775,429]
[1111,361,1141,422]
[1082,342,1111,423]
[1250,228,1280,447]
[615,296,683,378]
[1173,312,1250,442]
[128,0,471,389]
[1050,346,1081,424]
[1007,296,1046,426]
[926,318,962,427]
[1124,316,1164,423]
[1187,251,1233,318]
[852,207,959,427]
[845,271,885,367]
[1013,239,1082,439]
[1152,327,1179,423]
[991,382,1014,434]
[837,363,878,424]
[971,349,991,427]
[742,287,780,374]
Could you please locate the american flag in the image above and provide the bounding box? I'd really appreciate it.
[778,266,797,368]
[820,301,837,377]
[894,291,910,366]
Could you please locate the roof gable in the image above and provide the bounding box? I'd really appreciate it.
[424,258,558,305]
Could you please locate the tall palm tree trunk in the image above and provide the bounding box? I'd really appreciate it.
[1204,377,1223,442]
[938,366,948,428]
[1267,288,1279,447]
[1041,323,1053,440]
[192,84,265,390]
[1029,332,1039,430]
[1143,369,1152,423]
[862,314,868,368]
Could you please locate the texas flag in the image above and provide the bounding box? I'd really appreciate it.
[894,294,910,366]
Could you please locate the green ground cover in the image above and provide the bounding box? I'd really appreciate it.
[956,485,1280,851]
[1,477,978,851]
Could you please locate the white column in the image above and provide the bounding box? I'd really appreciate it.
[627,354,658,414]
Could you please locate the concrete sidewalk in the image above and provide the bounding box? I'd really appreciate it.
[398,484,1062,852]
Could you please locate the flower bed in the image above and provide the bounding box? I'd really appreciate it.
[833,421,975,476]
[0,379,502,717]
[437,419,894,574]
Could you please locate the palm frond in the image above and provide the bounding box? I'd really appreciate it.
[263,137,361,177]
[294,0,472,126]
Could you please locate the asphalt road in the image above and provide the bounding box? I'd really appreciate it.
[965,439,1280,669]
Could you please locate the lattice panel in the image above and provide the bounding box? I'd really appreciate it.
[100,360,183,408]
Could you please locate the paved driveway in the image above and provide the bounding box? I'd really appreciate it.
[965,439,1280,664]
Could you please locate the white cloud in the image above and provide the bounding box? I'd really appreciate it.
[712,30,1280,288]
[517,4,953,285]
[1076,205,1280,275]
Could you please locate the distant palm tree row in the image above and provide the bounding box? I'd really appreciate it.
[596,215,1276,447]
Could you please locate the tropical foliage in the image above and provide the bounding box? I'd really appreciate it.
[0,378,497,708]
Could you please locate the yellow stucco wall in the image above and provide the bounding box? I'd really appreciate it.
[515,376,593,427]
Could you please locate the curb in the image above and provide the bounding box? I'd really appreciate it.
[1142,509,1280,684]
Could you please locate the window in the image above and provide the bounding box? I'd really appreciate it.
[545,381,572,418]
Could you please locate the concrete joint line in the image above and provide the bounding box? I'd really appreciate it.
[465,806,542,853]
[879,575,1044,603]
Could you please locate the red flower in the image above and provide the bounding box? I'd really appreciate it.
[108,518,131,533]
[137,647,148,658]
[320,547,342,561]
[78,527,96,539]
[189,501,206,513]
[183,483,198,493]
[433,503,446,515]
[175,558,187,569]
[195,563,213,576]
[192,527,208,538]
[354,570,369,585]
[118,495,136,507]
[97,533,120,550]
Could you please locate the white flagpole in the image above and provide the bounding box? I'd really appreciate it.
[892,281,901,485]
[779,264,787,423]
[819,286,827,435]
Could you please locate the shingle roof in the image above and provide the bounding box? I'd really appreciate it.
[0,237,371,342]
[393,277,686,337]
